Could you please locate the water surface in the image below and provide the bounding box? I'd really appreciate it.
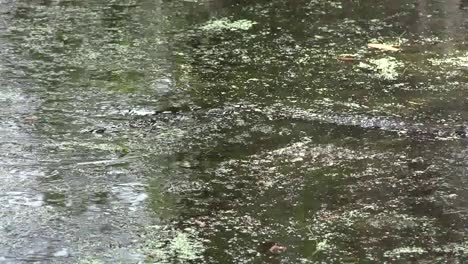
[1,0,468,263]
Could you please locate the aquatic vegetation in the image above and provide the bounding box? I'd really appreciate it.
[359,57,403,80]
[142,226,205,263]
[200,18,257,32]
[429,52,468,68]
[368,35,408,48]
[309,240,329,257]
[170,232,204,260]
[433,242,468,254]
[384,247,427,257]
[79,258,103,264]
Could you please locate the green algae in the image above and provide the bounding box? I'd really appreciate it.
[359,57,403,80]
[384,246,427,257]
[141,226,205,263]
[200,18,257,32]
[429,52,468,68]
[79,258,103,264]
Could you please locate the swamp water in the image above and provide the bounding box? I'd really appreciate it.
[1,0,468,263]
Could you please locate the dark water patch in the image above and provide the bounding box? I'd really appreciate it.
[130,100,468,262]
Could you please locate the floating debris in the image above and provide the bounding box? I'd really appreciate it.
[367,43,400,51]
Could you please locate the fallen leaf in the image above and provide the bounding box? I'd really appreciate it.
[408,101,424,105]
[367,43,400,51]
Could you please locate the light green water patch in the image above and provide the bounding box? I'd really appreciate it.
[433,241,468,254]
[141,226,206,263]
[358,56,403,80]
[79,258,103,264]
[429,52,468,68]
[56,141,130,156]
[368,36,408,48]
[384,246,427,258]
[200,18,257,32]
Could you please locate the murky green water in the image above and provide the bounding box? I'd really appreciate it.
[1,0,468,263]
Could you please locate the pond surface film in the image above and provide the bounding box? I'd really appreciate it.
[1,0,468,263]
